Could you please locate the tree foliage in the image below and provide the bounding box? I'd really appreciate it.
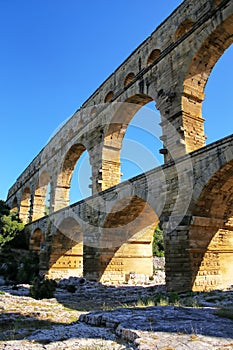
[152,225,164,257]
[0,200,24,248]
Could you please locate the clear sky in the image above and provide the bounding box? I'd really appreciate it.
[0,0,232,202]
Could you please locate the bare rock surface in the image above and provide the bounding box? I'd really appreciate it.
[0,260,233,349]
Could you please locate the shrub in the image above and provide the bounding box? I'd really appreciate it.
[66,284,76,293]
[29,276,56,299]
[16,252,39,284]
[0,249,39,284]
[215,306,233,320]
[0,200,24,249]
[152,226,164,257]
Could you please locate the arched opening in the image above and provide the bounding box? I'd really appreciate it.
[124,72,135,87]
[212,0,223,8]
[90,106,97,117]
[11,197,18,213]
[32,171,50,221]
[175,18,194,40]
[54,144,91,210]
[182,15,233,152]
[102,95,163,190]
[48,217,83,280]
[121,100,163,182]
[203,44,233,144]
[147,49,161,66]
[98,196,159,283]
[189,160,233,291]
[104,91,114,103]
[29,228,44,252]
[19,187,31,223]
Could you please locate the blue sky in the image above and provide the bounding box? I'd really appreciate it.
[0,0,232,203]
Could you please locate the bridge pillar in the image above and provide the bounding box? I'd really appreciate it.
[189,216,233,292]
[156,68,206,162]
[52,185,70,212]
[163,215,233,292]
[101,147,121,191]
[83,241,101,281]
[163,216,193,292]
[89,138,122,193]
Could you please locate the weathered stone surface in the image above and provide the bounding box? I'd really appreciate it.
[0,281,233,349]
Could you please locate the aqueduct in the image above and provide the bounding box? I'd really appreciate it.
[6,0,233,292]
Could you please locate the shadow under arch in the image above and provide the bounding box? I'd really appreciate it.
[54,143,88,211]
[29,228,44,252]
[48,217,83,280]
[98,195,159,284]
[182,14,233,152]
[32,170,50,221]
[101,94,155,191]
[189,159,233,291]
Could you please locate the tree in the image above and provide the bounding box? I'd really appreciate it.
[0,200,24,248]
[152,225,164,257]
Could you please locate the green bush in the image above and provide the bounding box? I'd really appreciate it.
[152,225,164,257]
[0,249,39,284]
[29,277,56,299]
[16,252,39,284]
[66,284,76,293]
[0,200,24,249]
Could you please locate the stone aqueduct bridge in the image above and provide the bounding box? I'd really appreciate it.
[6,0,233,292]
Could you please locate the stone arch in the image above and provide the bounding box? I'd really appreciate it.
[19,187,31,223]
[104,91,114,103]
[32,170,50,221]
[90,106,97,117]
[124,72,135,87]
[175,18,194,40]
[68,129,74,138]
[101,94,154,190]
[54,143,87,210]
[189,160,233,291]
[11,197,18,212]
[48,217,83,279]
[212,0,223,8]
[182,14,233,152]
[147,49,161,66]
[99,196,159,283]
[29,228,44,252]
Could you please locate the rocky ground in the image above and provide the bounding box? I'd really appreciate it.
[0,258,232,349]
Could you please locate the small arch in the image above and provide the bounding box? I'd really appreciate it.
[19,187,31,223]
[104,91,114,103]
[124,72,135,87]
[175,18,194,40]
[212,0,223,8]
[29,228,44,252]
[11,197,18,213]
[90,106,97,117]
[147,49,161,66]
[48,217,83,279]
[59,138,64,148]
[68,129,74,138]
